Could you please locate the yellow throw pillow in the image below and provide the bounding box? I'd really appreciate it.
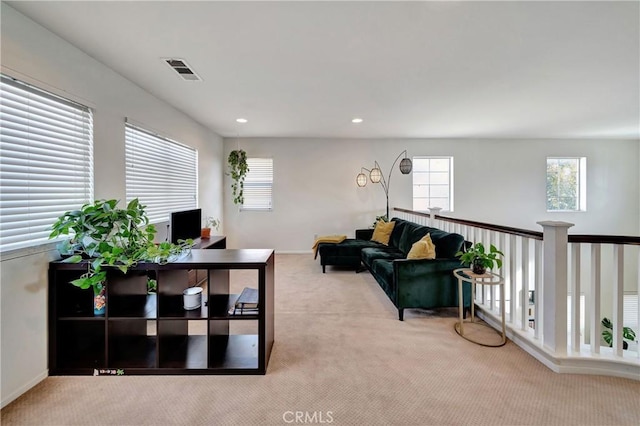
[371,220,395,245]
[407,233,436,259]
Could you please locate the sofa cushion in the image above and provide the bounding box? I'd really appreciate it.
[407,234,436,259]
[361,247,404,267]
[427,229,465,258]
[371,220,395,245]
[398,222,433,255]
[318,239,384,258]
[388,218,408,249]
[371,259,395,296]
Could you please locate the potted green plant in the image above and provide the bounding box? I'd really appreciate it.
[201,216,220,239]
[49,198,192,315]
[455,242,504,275]
[371,214,388,228]
[601,318,637,350]
[228,149,249,205]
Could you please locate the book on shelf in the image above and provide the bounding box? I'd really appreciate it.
[228,287,259,315]
[228,306,259,315]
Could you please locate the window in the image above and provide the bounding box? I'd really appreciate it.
[125,122,197,223]
[0,75,93,252]
[242,158,273,211]
[546,157,586,211]
[412,157,453,212]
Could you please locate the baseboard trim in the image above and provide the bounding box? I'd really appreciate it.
[476,309,640,381]
[1,370,48,409]
[275,250,313,255]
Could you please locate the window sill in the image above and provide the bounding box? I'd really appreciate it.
[1,241,60,262]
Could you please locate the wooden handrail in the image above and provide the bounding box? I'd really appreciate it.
[393,207,543,240]
[394,207,640,244]
[568,235,640,245]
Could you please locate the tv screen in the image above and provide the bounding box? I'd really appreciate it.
[170,208,201,243]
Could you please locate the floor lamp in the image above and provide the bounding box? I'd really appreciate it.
[356,150,412,219]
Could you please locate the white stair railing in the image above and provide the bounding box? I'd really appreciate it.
[392,207,640,379]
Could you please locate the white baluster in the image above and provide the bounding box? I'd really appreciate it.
[509,234,517,322]
[521,238,530,331]
[613,245,624,356]
[499,232,506,315]
[534,239,542,339]
[570,243,581,352]
[590,243,601,355]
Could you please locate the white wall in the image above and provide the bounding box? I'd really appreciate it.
[224,138,639,252]
[0,4,224,407]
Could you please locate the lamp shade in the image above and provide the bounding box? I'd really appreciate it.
[369,167,382,183]
[356,172,367,187]
[399,157,412,174]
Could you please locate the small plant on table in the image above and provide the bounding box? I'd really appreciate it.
[456,242,504,275]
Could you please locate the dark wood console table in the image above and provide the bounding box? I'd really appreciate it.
[48,248,275,375]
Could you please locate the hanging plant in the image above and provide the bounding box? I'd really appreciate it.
[228,149,249,205]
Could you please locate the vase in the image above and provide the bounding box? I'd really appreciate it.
[471,260,486,275]
[201,227,211,239]
[93,283,106,316]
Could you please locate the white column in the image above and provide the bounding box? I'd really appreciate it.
[428,207,442,227]
[537,221,574,356]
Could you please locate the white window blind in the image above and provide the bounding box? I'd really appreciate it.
[0,75,93,252]
[125,123,197,223]
[242,158,273,211]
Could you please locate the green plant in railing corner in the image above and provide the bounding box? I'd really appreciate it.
[228,149,249,205]
[601,317,636,350]
[455,242,504,274]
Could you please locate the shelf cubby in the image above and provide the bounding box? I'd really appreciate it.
[56,321,106,369]
[53,270,95,318]
[108,319,156,368]
[158,295,208,319]
[158,320,208,368]
[209,334,259,370]
[108,294,157,318]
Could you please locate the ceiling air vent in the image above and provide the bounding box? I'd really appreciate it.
[163,58,202,81]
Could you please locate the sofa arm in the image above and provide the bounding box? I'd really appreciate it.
[355,228,374,240]
[392,258,471,309]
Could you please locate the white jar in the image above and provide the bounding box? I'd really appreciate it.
[183,287,203,310]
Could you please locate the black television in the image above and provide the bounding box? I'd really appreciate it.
[170,208,201,243]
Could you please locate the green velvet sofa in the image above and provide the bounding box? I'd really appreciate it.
[318,218,471,320]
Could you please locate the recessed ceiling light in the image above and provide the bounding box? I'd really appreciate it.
[352,118,363,124]
[236,118,248,123]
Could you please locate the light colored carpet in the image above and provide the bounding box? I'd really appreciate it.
[2,254,639,425]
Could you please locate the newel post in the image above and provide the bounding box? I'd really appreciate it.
[428,207,442,227]
[537,221,574,356]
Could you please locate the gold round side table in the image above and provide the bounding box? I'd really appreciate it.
[453,268,506,347]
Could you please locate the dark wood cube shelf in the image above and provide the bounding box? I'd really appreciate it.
[49,238,275,375]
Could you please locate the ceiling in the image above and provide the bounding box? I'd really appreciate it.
[6,1,640,139]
